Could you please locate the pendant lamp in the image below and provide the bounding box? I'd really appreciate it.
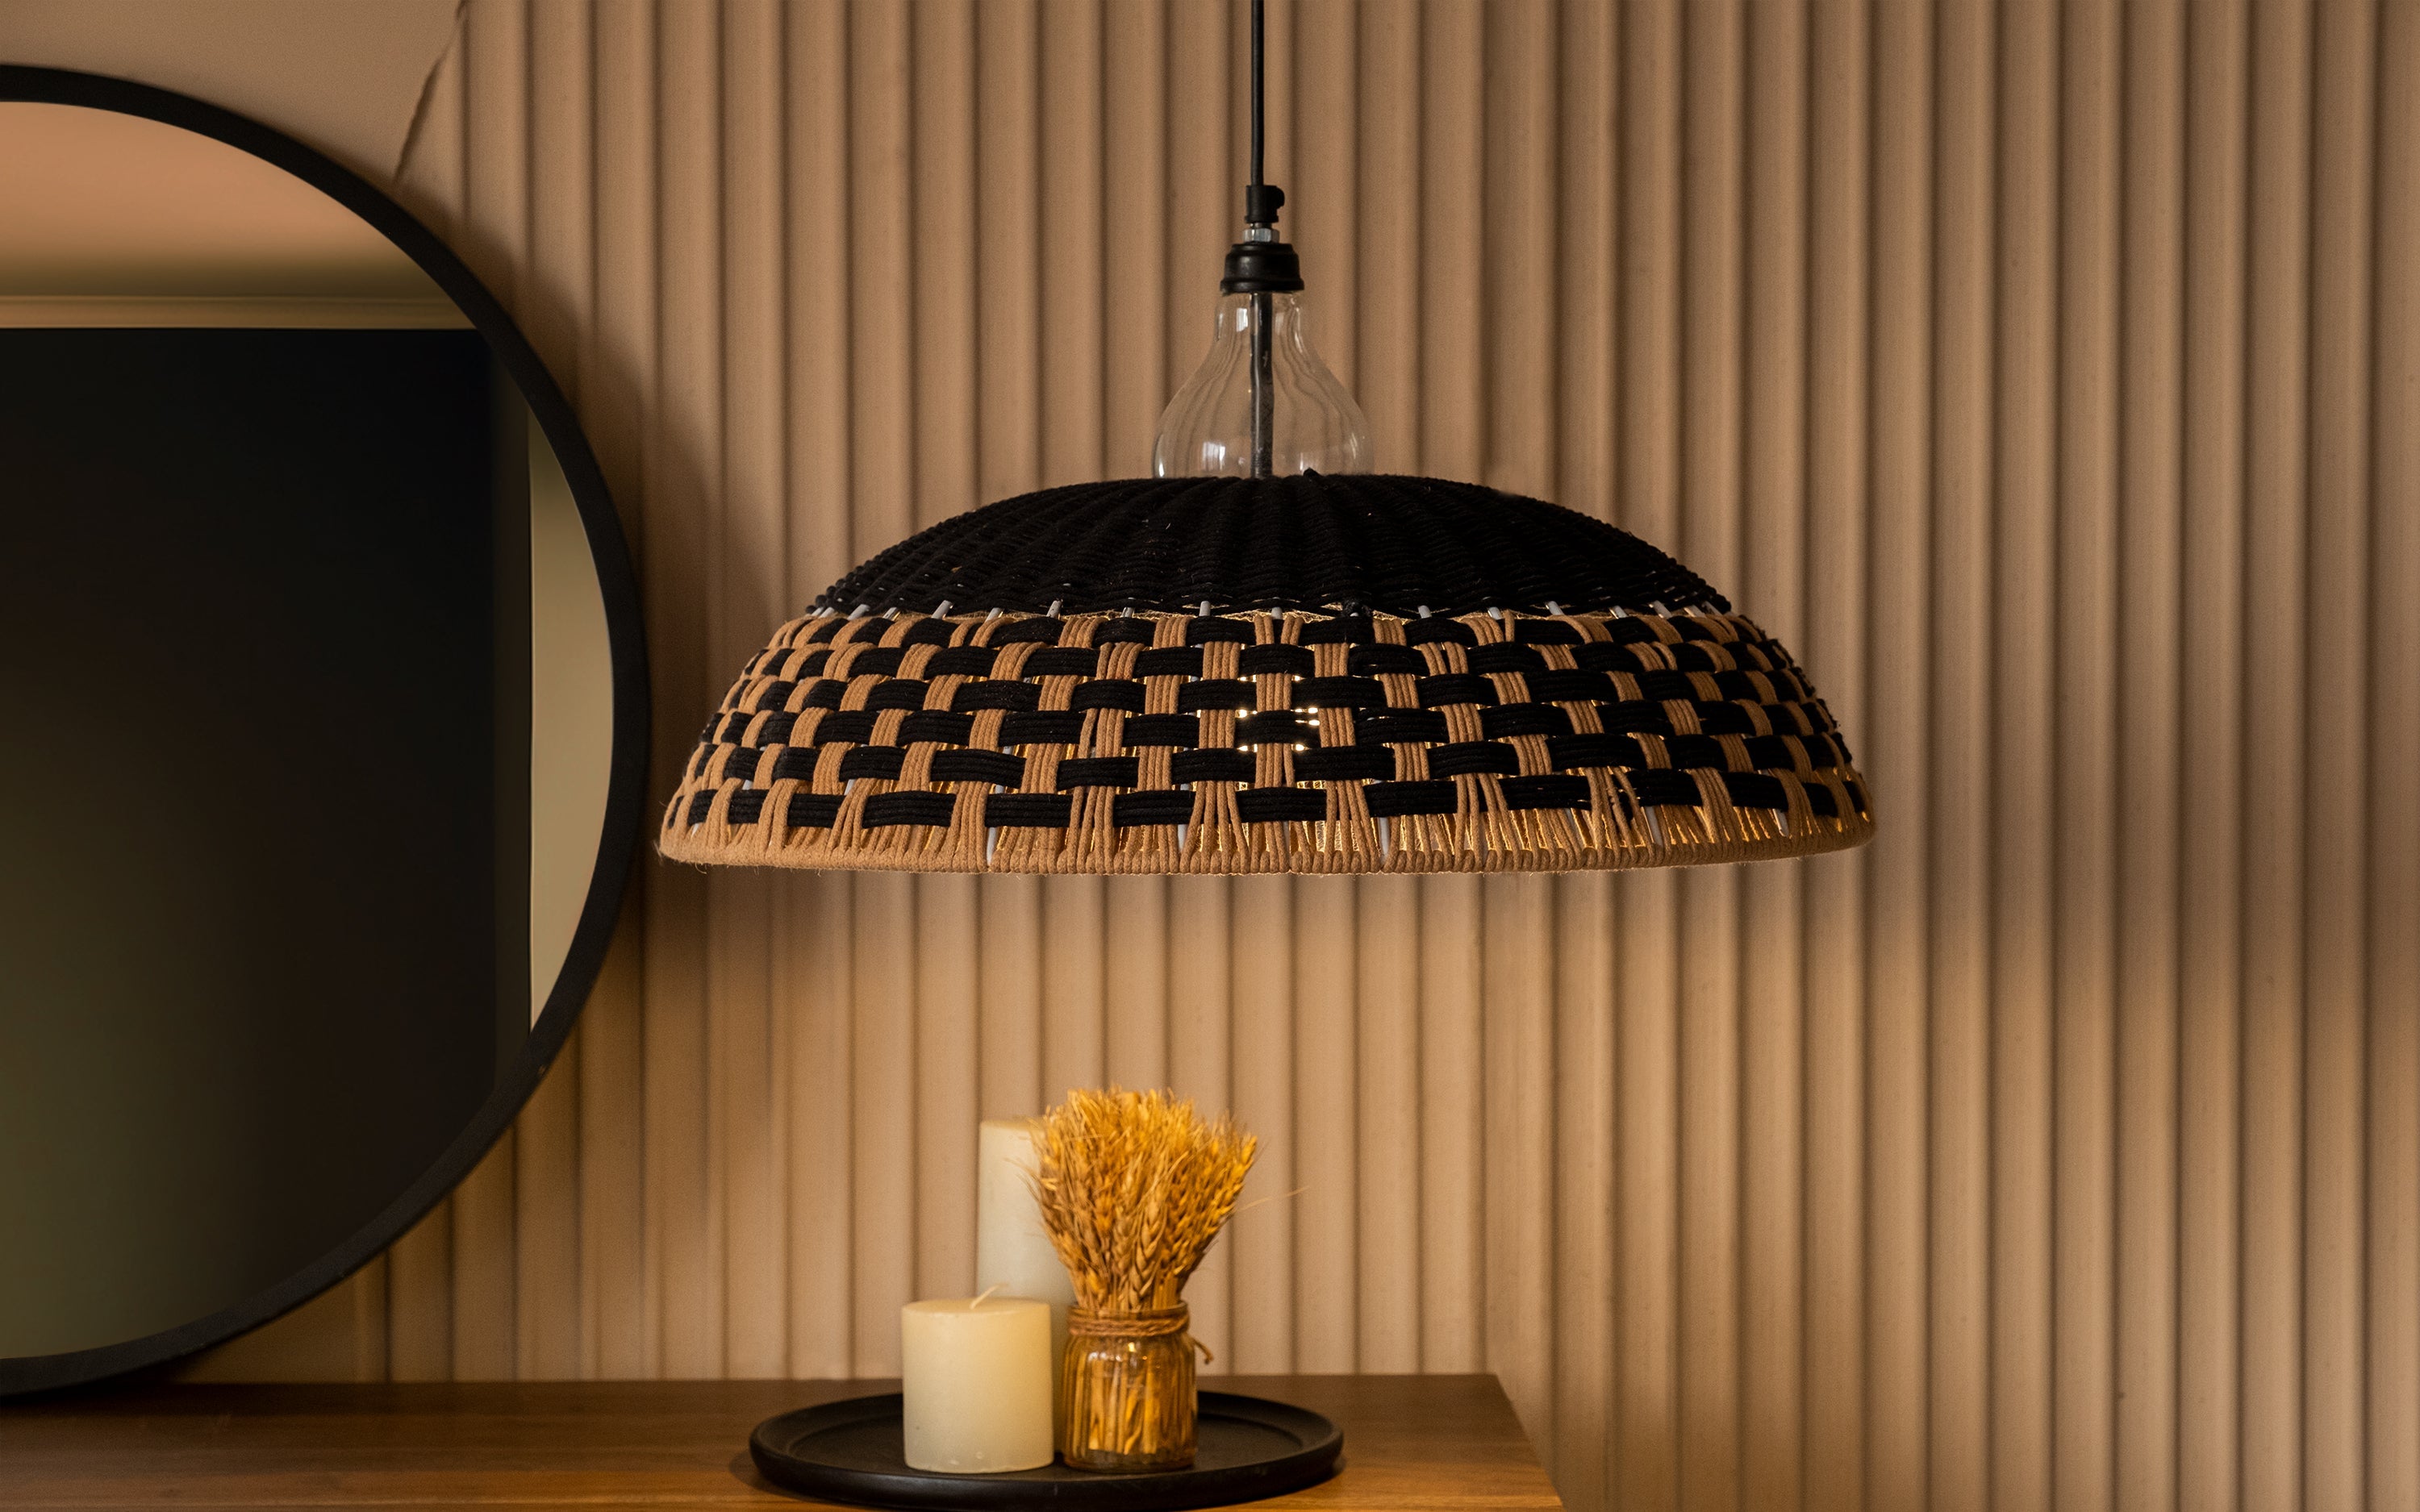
[661,3,1872,877]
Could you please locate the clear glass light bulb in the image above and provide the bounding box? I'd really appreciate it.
[1152,291,1373,477]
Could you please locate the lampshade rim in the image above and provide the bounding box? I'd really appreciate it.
[662,603,1872,878]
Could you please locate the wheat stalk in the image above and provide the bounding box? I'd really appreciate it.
[1032,1088,1257,1314]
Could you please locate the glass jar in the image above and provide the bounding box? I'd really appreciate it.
[1059,1303,1197,1471]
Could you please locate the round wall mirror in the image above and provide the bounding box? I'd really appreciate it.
[0,66,648,1395]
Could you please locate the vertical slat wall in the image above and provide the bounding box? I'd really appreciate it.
[184,2,2420,1509]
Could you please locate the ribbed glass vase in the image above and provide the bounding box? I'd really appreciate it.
[1059,1303,1197,1471]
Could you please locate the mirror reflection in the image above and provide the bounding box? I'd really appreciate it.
[0,100,614,1364]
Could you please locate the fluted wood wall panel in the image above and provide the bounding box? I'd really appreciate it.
[184,2,2420,1509]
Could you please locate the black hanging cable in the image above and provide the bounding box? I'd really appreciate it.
[1218,0,1302,478]
[1249,0,1266,196]
[1246,0,1274,478]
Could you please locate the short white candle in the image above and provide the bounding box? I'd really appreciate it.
[900,1292,1055,1473]
[976,1117,1077,1422]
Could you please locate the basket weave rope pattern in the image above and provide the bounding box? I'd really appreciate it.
[810,473,1730,621]
[661,605,1872,875]
[663,476,1871,875]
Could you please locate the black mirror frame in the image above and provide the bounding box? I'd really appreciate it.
[0,65,651,1397]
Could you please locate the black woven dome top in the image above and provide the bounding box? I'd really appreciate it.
[816,474,1728,621]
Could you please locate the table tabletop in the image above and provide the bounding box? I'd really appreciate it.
[0,1374,1564,1512]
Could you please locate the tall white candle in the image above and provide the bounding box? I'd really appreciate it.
[900,1293,1055,1473]
[976,1117,1076,1422]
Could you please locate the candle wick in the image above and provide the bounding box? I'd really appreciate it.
[972,1283,1006,1309]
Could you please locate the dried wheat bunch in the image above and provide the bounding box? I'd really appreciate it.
[1032,1088,1258,1314]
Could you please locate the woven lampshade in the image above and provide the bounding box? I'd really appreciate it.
[661,474,1871,876]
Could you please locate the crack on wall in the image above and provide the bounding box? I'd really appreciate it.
[394,0,468,185]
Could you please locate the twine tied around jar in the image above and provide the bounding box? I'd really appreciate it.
[1066,1302,1215,1363]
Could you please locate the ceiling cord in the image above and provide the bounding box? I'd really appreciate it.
[1246,0,1275,477]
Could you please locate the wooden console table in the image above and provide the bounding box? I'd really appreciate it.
[0,1374,1563,1512]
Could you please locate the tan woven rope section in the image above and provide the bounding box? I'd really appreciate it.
[658,606,1873,876]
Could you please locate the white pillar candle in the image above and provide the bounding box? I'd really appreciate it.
[975,1117,1077,1422]
[900,1293,1055,1473]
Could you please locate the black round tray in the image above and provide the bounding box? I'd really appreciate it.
[749,1390,1343,1510]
